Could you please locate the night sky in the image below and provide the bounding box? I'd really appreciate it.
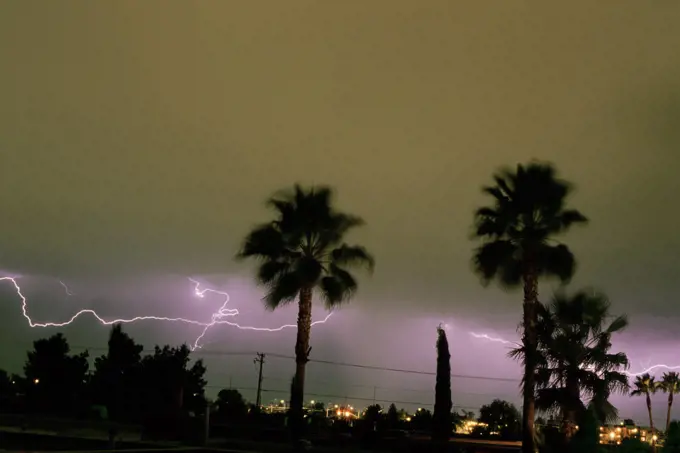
[1,1,679,426]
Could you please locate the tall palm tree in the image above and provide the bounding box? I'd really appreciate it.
[473,162,588,453]
[631,374,658,443]
[659,372,680,433]
[511,290,629,441]
[237,184,374,441]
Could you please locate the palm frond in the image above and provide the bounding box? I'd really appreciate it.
[535,387,566,414]
[330,244,375,272]
[588,397,619,424]
[263,272,303,310]
[537,244,576,283]
[294,257,324,286]
[473,240,520,286]
[236,223,286,260]
[558,209,588,230]
[319,275,354,308]
[256,260,291,285]
[605,315,628,334]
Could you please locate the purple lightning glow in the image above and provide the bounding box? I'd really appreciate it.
[0,276,332,350]
[468,331,680,377]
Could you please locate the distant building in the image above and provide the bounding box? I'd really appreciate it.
[599,421,659,445]
[455,419,488,435]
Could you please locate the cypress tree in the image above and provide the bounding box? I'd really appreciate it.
[433,325,452,443]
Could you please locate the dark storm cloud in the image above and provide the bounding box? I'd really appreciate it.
[1,1,679,424]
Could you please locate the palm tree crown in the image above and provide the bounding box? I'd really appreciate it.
[237,184,374,309]
[512,290,629,426]
[631,373,658,399]
[473,162,588,285]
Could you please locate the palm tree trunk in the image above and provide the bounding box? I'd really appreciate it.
[521,269,538,453]
[290,286,313,443]
[667,393,674,434]
[647,394,655,452]
[563,379,579,441]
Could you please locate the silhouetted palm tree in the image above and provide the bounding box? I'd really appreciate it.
[631,374,658,443]
[511,290,629,440]
[473,162,587,453]
[237,184,374,441]
[659,372,680,433]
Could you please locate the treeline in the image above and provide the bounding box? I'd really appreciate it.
[0,325,206,438]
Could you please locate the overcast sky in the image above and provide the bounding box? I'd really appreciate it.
[1,1,679,426]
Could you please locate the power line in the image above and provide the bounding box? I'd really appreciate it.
[68,345,520,383]
[261,376,516,399]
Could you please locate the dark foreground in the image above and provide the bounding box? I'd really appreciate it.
[0,429,520,453]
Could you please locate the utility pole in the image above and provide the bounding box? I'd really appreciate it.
[254,353,265,409]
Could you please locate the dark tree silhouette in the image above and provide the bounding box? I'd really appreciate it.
[0,369,12,399]
[659,372,680,434]
[237,184,374,441]
[433,325,452,443]
[510,290,629,439]
[387,403,400,429]
[312,401,325,411]
[478,400,521,441]
[568,408,601,453]
[23,333,89,416]
[91,324,144,422]
[0,369,20,411]
[364,404,382,429]
[665,421,680,453]
[412,408,433,432]
[216,388,247,421]
[139,344,207,437]
[631,374,658,448]
[472,162,587,453]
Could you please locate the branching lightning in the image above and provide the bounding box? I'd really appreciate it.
[5,274,678,374]
[0,276,332,350]
[468,330,679,377]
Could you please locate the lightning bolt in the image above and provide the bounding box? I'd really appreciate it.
[624,365,680,377]
[469,332,519,347]
[58,280,75,296]
[187,278,333,350]
[468,329,680,377]
[0,276,332,350]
